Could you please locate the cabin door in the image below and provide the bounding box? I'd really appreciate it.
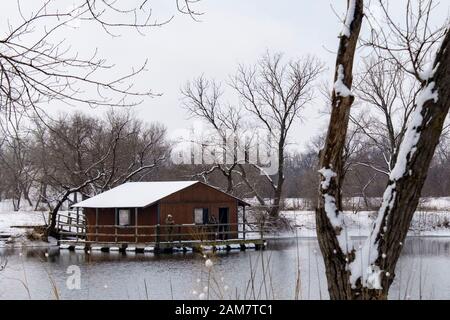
[218,207,229,240]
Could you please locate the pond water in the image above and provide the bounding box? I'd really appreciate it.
[1,237,450,300]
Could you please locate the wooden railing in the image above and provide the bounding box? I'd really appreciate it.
[55,212,274,245]
[56,211,86,242]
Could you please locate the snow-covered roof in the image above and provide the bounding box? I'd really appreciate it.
[72,181,198,208]
[72,181,250,208]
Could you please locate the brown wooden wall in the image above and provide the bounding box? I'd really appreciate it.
[83,182,241,243]
[159,182,239,239]
[84,205,157,243]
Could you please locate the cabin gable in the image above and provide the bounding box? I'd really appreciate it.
[160,182,238,204]
[158,182,240,226]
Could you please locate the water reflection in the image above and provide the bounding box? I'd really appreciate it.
[0,237,449,300]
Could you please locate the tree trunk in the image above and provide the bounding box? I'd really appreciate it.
[315,0,450,298]
[226,173,233,194]
[13,193,21,211]
[314,0,364,299]
[23,185,33,208]
[269,141,285,217]
[238,164,266,207]
[45,201,63,238]
[350,29,450,298]
[45,190,72,238]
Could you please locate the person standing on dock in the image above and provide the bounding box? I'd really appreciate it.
[208,214,218,240]
[166,214,175,242]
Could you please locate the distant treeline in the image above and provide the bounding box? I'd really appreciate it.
[2,110,449,213]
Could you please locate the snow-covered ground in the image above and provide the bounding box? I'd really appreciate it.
[0,200,52,247]
[243,196,450,238]
[419,197,450,210]
[0,210,48,237]
[0,199,48,236]
[245,196,450,211]
[280,210,450,238]
[1,197,450,247]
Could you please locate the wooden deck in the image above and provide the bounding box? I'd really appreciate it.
[56,211,268,253]
[58,238,266,253]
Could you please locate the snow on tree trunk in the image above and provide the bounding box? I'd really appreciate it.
[315,0,364,300]
[316,8,450,298]
[349,29,450,298]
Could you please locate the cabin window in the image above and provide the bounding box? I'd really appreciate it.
[118,209,131,226]
[194,208,209,224]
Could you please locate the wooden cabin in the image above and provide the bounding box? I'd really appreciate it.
[72,181,250,244]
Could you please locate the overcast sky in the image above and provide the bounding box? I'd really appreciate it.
[131,0,354,150]
[3,0,448,151]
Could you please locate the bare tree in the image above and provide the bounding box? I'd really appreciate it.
[0,120,37,210]
[181,54,323,214]
[0,0,201,121]
[0,0,199,233]
[91,110,169,192]
[232,52,324,217]
[364,0,446,86]
[352,58,420,171]
[316,0,450,300]
[30,111,168,236]
[347,0,450,299]
[181,76,246,194]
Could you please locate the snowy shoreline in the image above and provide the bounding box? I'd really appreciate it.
[2,198,450,249]
[279,210,450,239]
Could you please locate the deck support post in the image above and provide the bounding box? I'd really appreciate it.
[135,208,138,243]
[74,192,79,240]
[243,205,246,241]
[76,210,80,242]
[115,208,118,243]
[156,203,161,249]
[156,224,160,249]
[95,208,99,242]
[68,211,72,234]
[56,214,60,234]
